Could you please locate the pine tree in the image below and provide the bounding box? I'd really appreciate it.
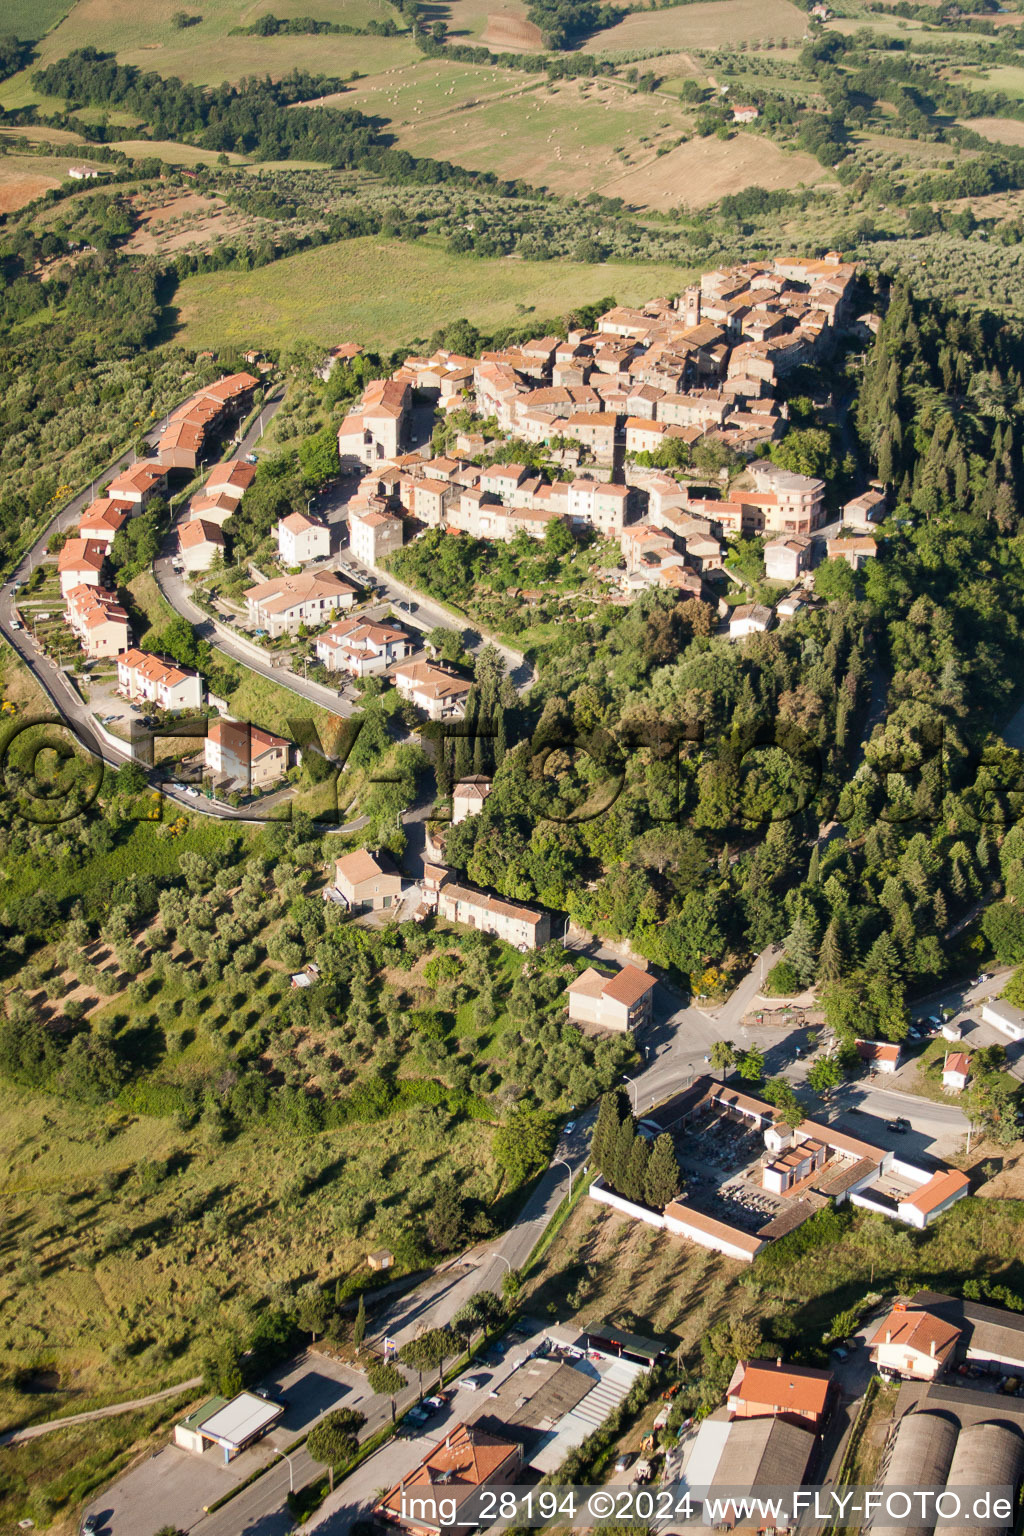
[785,916,818,986]
[644,1134,682,1210]
[817,918,844,983]
[807,843,821,886]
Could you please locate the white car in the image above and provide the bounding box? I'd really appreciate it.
[183,786,200,799]
[9,620,20,630]
[461,1375,487,1392]
[563,1120,576,1135]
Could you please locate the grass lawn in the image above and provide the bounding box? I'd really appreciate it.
[221,667,335,740]
[174,236,687,352]
[126,571,178,641]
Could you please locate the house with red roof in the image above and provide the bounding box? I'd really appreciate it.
[376,1422,522,1536]
[567,964,657,1033]
[726,1359,832,1427]
[205,718,290,794]
[116,648,204,711]
[78,498,131,547]
[277,510,330,566]
[65,585,130,659]
[855,1038,902,1075]
[58,538,107,597]
[332,848,403,912]
[106,461,168,507]
[178,518,226,573]
[942,1052,972,1093]
[869,1302,961,1381]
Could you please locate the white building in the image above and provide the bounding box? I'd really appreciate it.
[316,616,412,676]
[453,776,492,824]
[178,518,225,573]
[392,660,472,721]
[981,999,1024,1042]
[942,1052,971,1093]
[277,510,330,566]
[348,506,404,567]
[116,648,204,711]
[244,571,356,638]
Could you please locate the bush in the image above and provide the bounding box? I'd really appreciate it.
[763,960,802,996]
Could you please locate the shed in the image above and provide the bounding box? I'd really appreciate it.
[174,1395,228,1455]
[367,1248,395,1271]
[941,1422,1024,1536]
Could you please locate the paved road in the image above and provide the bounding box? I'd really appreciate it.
[0,1377,202,1446]
[0,388,287,822]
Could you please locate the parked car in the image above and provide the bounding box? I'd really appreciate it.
[831,1345,850,1361]
[423,1394,447,1412]
[9,619,20,630]
[615,1451,637,1474]
[183,786,200,799]
[887,1118,910,1133]
[245,452,258,464]
[81,1518,99,1536]
[564,1120,576,1135]
[461,1375,487,1391]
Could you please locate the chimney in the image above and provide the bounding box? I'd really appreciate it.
[931,1339,937,1357]
[886,1331,892,1344]
[777,1357,783,1369]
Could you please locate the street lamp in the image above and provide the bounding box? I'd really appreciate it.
[553,1156,574,1201]
[622,1074,639,1114]
[280,1450,295,1493]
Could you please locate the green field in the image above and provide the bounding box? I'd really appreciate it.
[174,236,688,351]
[0,0,418,106]
[4,0,74,40]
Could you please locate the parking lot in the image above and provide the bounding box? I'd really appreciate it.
[81,1351,373,1536]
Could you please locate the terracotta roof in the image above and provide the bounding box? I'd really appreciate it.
[107,461,166,497]
[58,538,106,573]
[602,964,657,1007]
[944,1052,972,1077]
[567,966,608,1001]
[279,510,325,535]
[207,460,256,495]
[729,1360,832,1417]
[664,1200,763,1254]
[901,1168,969,1216]
[179,518,224,549]
[378,1422,519,1522]
[245,571,355,614]
[869,1307,961,1361]
[79,498,131,535]
[440,882,543,926]
[335,848,396,885]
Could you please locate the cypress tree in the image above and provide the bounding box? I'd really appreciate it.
[644,1134,682,1210]
[353,1293,366,1353]
[608,1115,637,1197]
[622,1136,650,1205]
[591,1090,622,1176]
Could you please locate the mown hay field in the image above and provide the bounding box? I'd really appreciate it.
[595,129,826,210]
[591,0,808,53]
[391,76,689,199]
[175,235,689,351]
